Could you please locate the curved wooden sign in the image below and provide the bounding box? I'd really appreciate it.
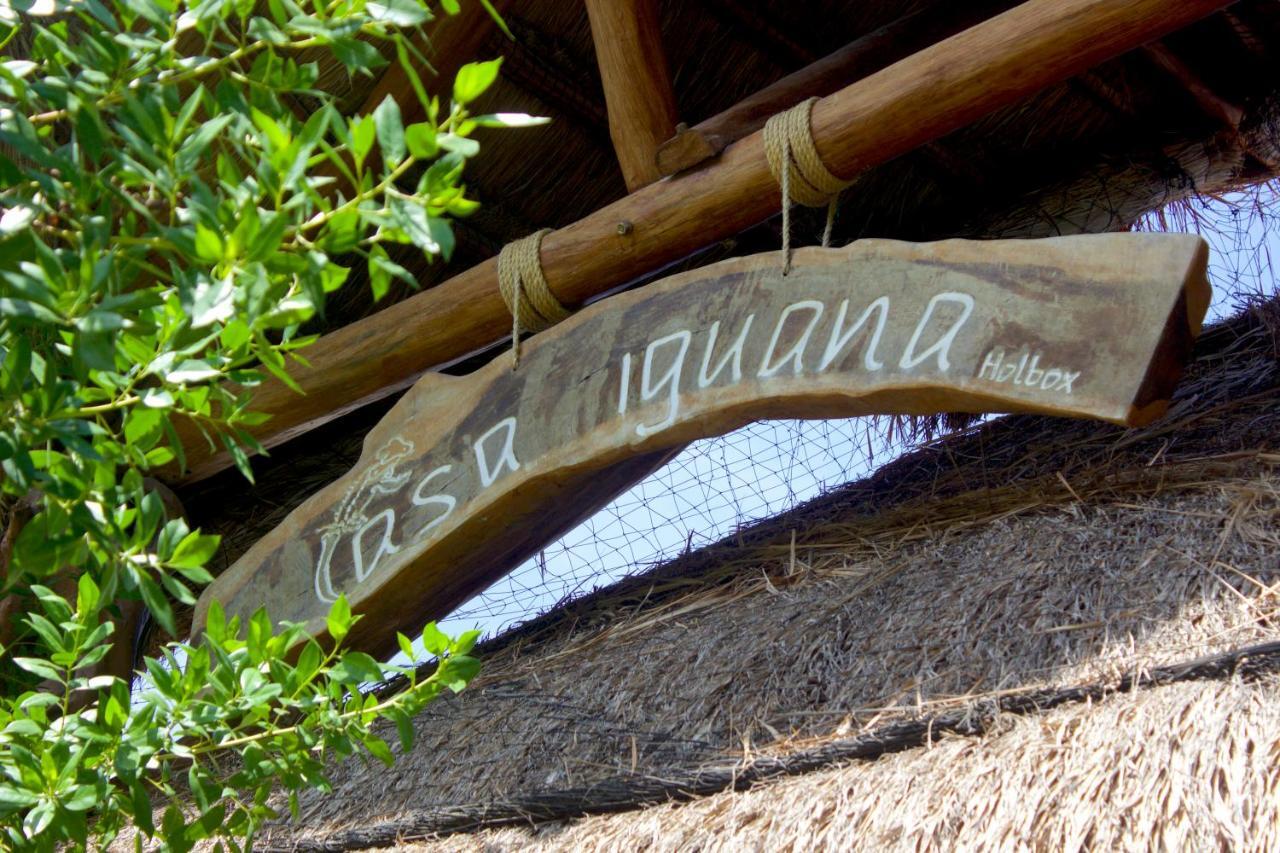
[195,234,1209,655]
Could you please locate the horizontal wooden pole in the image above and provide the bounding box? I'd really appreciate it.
[172,0,1236,484]
[655,0,1021,177]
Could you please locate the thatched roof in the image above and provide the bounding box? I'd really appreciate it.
[247,299,1280,850]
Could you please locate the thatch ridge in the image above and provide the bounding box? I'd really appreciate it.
[267,641,1280,851]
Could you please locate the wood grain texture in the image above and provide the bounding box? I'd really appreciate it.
[170,0,1235,485]
[584,0,679,190]
[193,233,1210,658]
[654,0,1019,177]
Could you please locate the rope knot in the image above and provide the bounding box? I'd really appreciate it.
[497,228,571,368]
[763,97,852,271]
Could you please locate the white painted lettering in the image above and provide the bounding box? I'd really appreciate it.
[978,347,1005,381]
[698,315,755,388]
[1058,371,1079,393]
[1012,352,1029,385]
[617,352,632,416]
[759,300,825,378]
[900,292,975,372]
[819,297,888,372]
[410,465,457,538]
[1023,354,1044,387]
[475,417,520,488]
[351,508,398,583]
[636,330,692,437]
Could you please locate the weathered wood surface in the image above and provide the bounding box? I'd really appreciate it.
[194,234,1210,656]
[168,0,1236,484]
[585,0,679,191]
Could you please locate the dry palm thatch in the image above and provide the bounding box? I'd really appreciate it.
[381,674,1280,852]
[249,298,1280,850]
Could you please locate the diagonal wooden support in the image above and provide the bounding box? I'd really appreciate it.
[584,0,679,191]
[169,0,1240,485]
[1142,41,1244,130]
[656,0,1021,177]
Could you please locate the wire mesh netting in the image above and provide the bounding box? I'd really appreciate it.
[439,419,885,638]
[435,184,1280,643]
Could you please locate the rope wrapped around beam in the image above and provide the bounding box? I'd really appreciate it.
[497,229,572,367]
[763,97,852,272]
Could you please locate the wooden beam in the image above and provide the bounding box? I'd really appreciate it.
[1142,41,1244,130]
[655,0,1020,177]
[169,0,1238,485]
[584,0,679,191]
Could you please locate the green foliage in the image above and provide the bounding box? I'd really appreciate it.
[0,0,531,847]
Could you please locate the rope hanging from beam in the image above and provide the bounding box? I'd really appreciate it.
[763,97,851,273]
[497,229,572,368]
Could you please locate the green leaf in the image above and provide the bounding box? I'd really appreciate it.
[452,629,481,655]
[388,197,439,256]
[194,223,224,264]
[348,115,376,167]
[14,657,64,682]
[23,799,54,838]
[138,575,176,637]
[204,599,227,644]
[471,112,550,128]
[0,784,39,812]
[329,651,383,686]
[367,0,429,26]
[453,58,502,105]
[440,654,480,692]
[480,0,513,37]
[421,621,448,656]
[170,530,219,570]
[396,631,415,661]
[0,298,61,324]
[438,133,480,158]
[373,95,405,166]
[76,572,101,618]
[62,783,102,812]
[362,734,394,767]
[394,710,414,752]
[124,407,163,448]
[405,122,437,159]
[326,594,353,644]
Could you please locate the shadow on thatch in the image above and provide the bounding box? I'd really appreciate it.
[255,298,1280,849]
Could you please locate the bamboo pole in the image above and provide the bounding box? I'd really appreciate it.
[172,0,1237,483]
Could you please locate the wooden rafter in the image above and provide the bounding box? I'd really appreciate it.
[654,0,1021,177]
[1071,71,1141,123]
[1142,41,1244,130]
[584,0,679,191]
[167,0,1240,485]
[696,0,817,68]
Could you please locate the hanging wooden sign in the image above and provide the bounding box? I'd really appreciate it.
[194,234,1209,656]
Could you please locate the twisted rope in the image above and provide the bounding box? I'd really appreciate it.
[497,229,571,368]
[763,97,851,273]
